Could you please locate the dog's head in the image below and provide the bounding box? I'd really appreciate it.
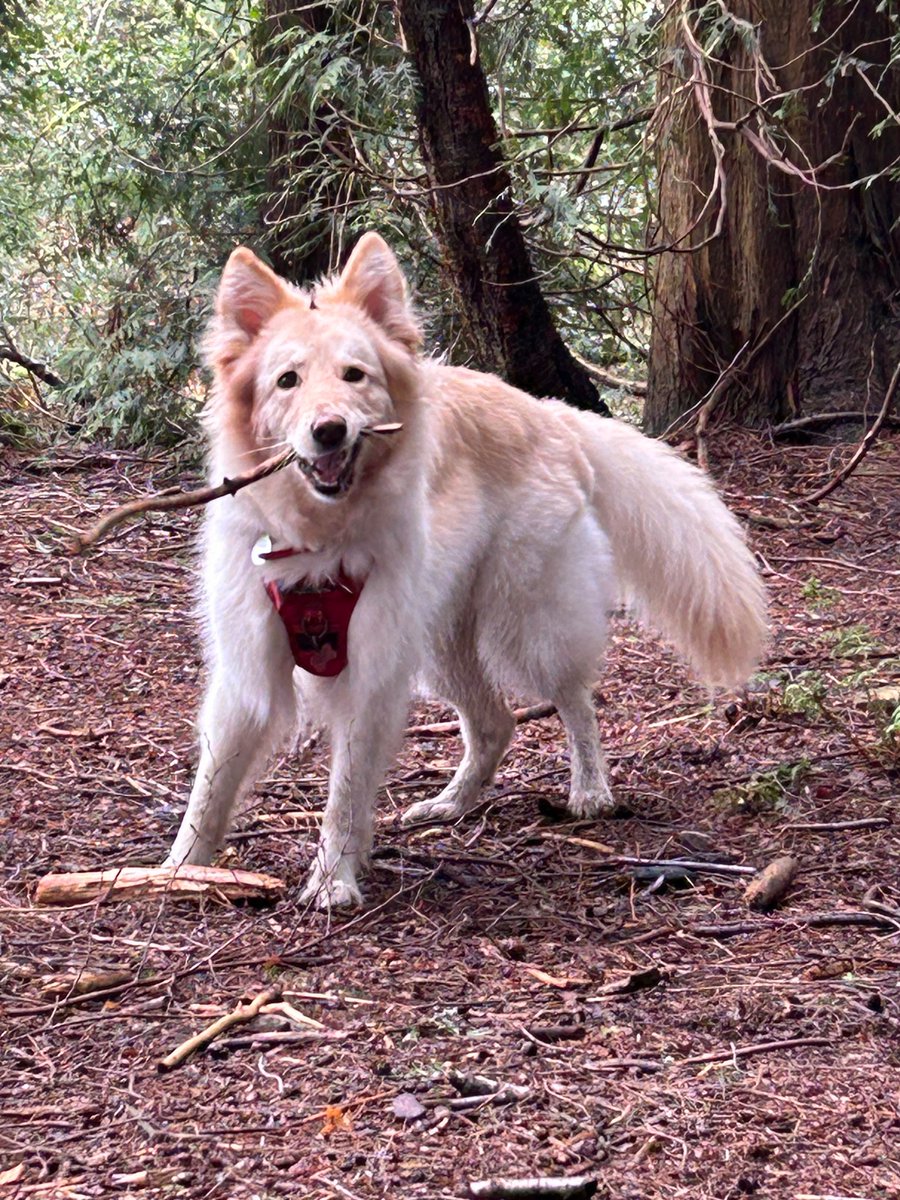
[205,233,422,501]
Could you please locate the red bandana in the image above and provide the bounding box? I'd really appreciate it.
[265,573,364,677]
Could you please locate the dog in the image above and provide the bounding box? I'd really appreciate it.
[165,232,766,906]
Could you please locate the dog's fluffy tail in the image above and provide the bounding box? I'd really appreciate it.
[573,413,766,686]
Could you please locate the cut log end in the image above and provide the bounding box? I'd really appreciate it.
[744,855,798,912]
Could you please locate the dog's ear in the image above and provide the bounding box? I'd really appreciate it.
[335,233,422,352]
[216,248,289,338]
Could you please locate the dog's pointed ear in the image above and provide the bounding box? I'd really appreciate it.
[336,233,421,352]
[216,248,289,338]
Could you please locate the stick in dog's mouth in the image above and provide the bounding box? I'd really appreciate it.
[295,424,403,497]
[359,422,403,437]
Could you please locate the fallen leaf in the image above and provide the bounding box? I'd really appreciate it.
[392,1092,426,1121]
[321,1104,352,1136]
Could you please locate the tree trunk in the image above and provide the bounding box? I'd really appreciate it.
[646,1,900,434]
[395,0,605,412]
[260,1,352,285]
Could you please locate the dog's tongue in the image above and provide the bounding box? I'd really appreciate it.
[314,450,346,484]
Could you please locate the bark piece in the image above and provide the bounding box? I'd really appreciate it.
[587,966,663,999]
[744,855,798,911]
[38,969,133,997]
[34,865,285,907]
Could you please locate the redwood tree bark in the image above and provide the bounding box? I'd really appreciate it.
[645,1,900,433]
[396,0,605,411]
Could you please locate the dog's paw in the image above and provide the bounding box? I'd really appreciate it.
[301,860,363,909]
[566,786,617,819]
[401,795,467,826]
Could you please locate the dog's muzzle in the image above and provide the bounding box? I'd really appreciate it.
[296,440,362,497]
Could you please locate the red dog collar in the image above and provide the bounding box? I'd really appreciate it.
[265,574,364,677]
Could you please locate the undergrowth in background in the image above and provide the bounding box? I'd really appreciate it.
[0,0,655,446]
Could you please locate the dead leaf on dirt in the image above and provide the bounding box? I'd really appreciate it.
[321,1104,352,1136]
[0,1163,25,1186]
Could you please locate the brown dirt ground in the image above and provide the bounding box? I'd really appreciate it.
[1,431,899,1200]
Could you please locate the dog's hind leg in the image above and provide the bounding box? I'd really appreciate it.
[402,674,515,826]
[552,679,615,818]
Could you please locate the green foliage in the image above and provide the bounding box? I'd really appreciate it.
[0,0,262,444]
[1,0,657,444]
[781,671,827,718]
[801,576,839,609]
[713,758,811,816]
[825,624,882,659]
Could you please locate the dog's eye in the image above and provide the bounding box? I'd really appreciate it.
[343,366,365,383]
[277,370,299,389]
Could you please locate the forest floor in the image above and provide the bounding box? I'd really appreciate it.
[1,429,899,1200]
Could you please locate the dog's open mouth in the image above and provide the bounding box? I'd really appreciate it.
[297,441,362,498]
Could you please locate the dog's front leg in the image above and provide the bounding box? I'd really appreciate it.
[301,682,409,909]
[165,670,294,867]
[165,535,297,867]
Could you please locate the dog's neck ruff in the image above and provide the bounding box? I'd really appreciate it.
[253,536,364,678]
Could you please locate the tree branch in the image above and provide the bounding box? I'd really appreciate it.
[0,327,66,389]
[801,357,900,504]
[68,448,296,555]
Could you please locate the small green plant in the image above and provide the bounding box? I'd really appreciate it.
[781,671,828,717]
[713,758,811,815]
[801,576,839,609]
[884,705,900,744]
[826,624,882,659]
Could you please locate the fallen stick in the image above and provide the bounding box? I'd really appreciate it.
[685,911,891,937]
[68,447,296,554]
[467,1175,597,1199]
[784,817,890,832]
[35,864,285,906]
[861,885,900,926]
[680,1034,831,1068]
[744,855,798,911]
[69,422,405,555]
[407,684,604,737]
[215,1029,347,1051]
[585,1036,833,1077]
[158,985,282,1071]
[541,835,756,877]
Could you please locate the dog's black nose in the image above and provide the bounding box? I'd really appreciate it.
[311,417,347,449]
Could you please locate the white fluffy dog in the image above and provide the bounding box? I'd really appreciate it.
[165,233,766,907]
